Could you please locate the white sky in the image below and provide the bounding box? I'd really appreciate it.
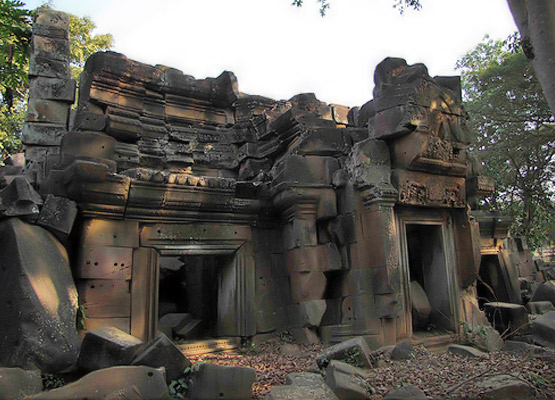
[24,0,516,107]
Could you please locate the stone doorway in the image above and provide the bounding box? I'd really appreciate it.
[158,255,235,340]
[398,215,459,337]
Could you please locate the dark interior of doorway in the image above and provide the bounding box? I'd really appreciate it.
[158,255,229,341]
[406,224,454,334]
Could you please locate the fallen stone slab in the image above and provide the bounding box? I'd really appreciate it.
[265,384,340,400]
[37,194,78,236]
[158,313,192,339]
[483,302,528,333]
[27,366,169,400]
[317,336,373,369]
[0,368,42,400]
[475,374,535,400]
[131,333,191,382]
[530,280,555,305]
[0,218,80,373]
[390,340,415,361]
[526,301,555,315]
[529,311,555,349]
[284,371,339,399]
[465,325,504,352]
[0,177,43,219]
[325,361,370,400]
[504,340,553,356]
[383,384,427,399]
[326,360,371,379]
[410,281,431,330]
[447,344,486,358]
[187,363,256,400]
[104,385,145,400]
[78,327,143,372]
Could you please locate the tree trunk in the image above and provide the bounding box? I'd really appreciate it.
[507,0,555,116]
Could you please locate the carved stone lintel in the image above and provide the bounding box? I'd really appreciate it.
[361,184,398,209]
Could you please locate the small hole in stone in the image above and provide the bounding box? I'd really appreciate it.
[147,372,154,377]
[121,263,124,267]
[7,300,12,306]
[219,393,224,397]
[90,285,95,289]
[94,262,98,266]
[114,262,118,266]
[157,229,161,234]
[113,235,117,239]
[86,260,91,265]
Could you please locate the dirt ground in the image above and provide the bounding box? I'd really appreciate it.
[188,337,555,399]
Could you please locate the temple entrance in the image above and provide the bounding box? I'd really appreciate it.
[158,255,233,340]
[398,215,459,338]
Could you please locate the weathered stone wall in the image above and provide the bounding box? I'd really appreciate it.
[10,8,492,348]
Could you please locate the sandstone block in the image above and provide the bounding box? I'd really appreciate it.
[27,98,70,124]
[289,271,327,302]
[475,374,534,400]
[0,177,43,219]
[390,340,415,361]
[31,35,70,62]
[37,194,78,235]
[187,363,256,400]
[73,109,107,131]
[529,311,555,349]
[526,301,555,315]
[132,333,191,382]
[22,122,67,145]
[61,131,116,160]
[317,337,373,369]
[29,54,70,78]
[29,77,76,102]
[325,361,369,400]
[447,344,485,358]
[78,327,143,371]
[0,368,42,400]
[291,327,321,345]
[266,384,339,400]
[27,366,169,400]
[531,280,555,305]
[0,218,80,373]
[410,281,431,330]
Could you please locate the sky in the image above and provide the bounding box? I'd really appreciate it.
[24,0,517,107]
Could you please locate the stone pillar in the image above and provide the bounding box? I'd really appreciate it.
[273,185,338,344]
[23,9,75,186]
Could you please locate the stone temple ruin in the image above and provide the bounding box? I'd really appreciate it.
[1,8,553,382]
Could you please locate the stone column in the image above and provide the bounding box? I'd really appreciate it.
[23,9,75,186]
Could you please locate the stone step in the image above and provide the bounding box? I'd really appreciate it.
[176,338,241,357]
[413,333,459,353]
[173,318,203,339]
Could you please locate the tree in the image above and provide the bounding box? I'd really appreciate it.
[457,35,555,248]
[292,0,555,117]
[0,3,113,160]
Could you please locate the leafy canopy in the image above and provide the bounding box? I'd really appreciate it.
[457,34,555,248]
[291,0,421,16]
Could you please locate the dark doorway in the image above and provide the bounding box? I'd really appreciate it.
[158,255,231,340]
[406,224,455,332]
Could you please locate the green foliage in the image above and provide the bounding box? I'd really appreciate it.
[0,0,33,109]
[343,347,362,368]
[77,304,88,330]
[457,35,555,249]
[68,13,112,79]
[42,373,67,390]
[0,100,24,160]
[168,362,204,399]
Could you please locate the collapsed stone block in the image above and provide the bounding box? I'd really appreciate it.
[317,337,373,369]
[447,344,485,358]
[0,368,42,400]
[0,218,80,373]
[526,301,555,315]
[324,360,370,400]
[27,366,169,400]
[78,327,143,371]
[0,177,43,219]
[531,280,555,305]
[131,333,191,382]
[475,374,535,400]
[529,311,555,349]
[266,384,339,400]
[410,281,431,330]
[37,194,78,235]
[187,363,256,400]
[483,302,529,334]
[390,340,415,361]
